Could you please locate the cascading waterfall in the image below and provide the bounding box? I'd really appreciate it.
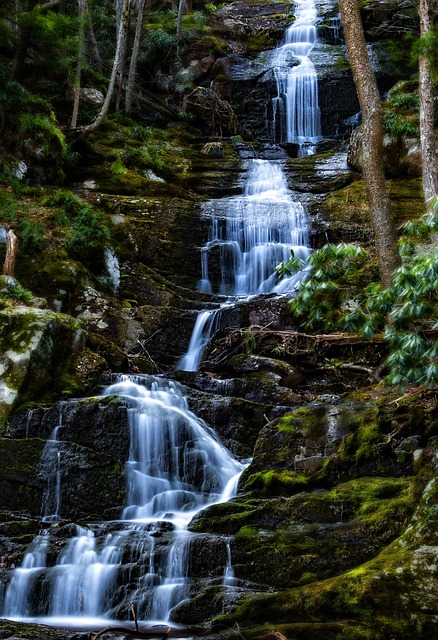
[271,0,322,154]
[40,408,63,523]
[178,159,311,372]
[223,538,237,587]
[103,247,121,293]
[199,160,310,297]
[1,375,246,626]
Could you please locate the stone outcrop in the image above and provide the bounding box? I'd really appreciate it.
[348,125,437,179]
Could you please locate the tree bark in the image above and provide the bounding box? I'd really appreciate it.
[339,0,400,288]
[115,0,131,111]
[418,0,438,207]
[73,0,130,143]
[70,0,87,129]
[125,0,146,113]
[85,0,103,73]
[3,229,18,277]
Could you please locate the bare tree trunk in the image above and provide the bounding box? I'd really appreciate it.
[85,0,103,73]
[73,0,130,142]
[3,229,18,277]
[176,0,185,45]
[125,0,146,113]
[70,0,86,129]
[419,0,438,207]
[116,0,131,111]
[339,0,400,288]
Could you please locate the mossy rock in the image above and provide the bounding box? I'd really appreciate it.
[0,306,84,421]
[321,176,425,245]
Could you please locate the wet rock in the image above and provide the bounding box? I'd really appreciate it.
[0,438,45,516]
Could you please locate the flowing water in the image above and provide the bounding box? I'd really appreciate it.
[178,0,322,373]
[271,0,321,154]
[1,375,246,626]
[1,0,324,628]
[178,159,312,372]
[40,408,64,523]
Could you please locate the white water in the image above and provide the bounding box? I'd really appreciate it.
[103,247,120,293]
[271,0,322,153]
[40,409,63,523]
[177,309,220,372]
[178,159,311,372]
[223,538,237,587]
[2,375,246,624]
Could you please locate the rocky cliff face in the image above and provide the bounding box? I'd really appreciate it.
[1,1,436,639]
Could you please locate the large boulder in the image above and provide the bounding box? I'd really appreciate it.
[348,125,427,177]
[0,300,97,421]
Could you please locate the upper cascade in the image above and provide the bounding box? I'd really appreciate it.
[270,0,322,154]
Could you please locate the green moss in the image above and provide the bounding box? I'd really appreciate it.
[278,406,327,438]
[243,469,309,495]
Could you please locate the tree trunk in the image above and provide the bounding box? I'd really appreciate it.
[73,0,130,143]
[418,0,438,207]
[125,0,146,113]
[3,229,18,277]
[70,0,87,129]
[176,0,185,44]
[85,0,103,73]
[115,0,131,111]
[339,0,400,288]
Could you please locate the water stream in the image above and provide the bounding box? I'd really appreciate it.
[1,375,246,626]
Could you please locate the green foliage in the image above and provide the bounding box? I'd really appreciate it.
[204,3,226,14]
[19,218,45,255]
[383,111,418,138]
[285,206,438,387]
[287,244,376,332]
[0,280,33,303]
[389,93,420,111]
[415,24,438,80]
[42,189,109,257]
[0,82,74,184]
[111,157,128,175]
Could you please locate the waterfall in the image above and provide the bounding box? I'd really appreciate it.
[223,538,237,587]
[1,375,246,625]
[271,0,322,154]
[199,160,310,297]
[2,531,50,618]
[40,408,63,523]
[177,309,220,372]
[103,247,120,293]
[178,159,311,371]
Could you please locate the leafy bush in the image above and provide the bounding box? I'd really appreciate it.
[19,218,45,254]
[389,93,420,111]
[282,244,378,332]
[383,111,418,138]
[284,205,438,387]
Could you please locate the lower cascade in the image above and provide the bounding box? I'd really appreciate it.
[1,375,246,626]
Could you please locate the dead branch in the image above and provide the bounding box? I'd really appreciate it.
[254,631,288,640]
[2,228,18,276]
[92,625,171,640]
